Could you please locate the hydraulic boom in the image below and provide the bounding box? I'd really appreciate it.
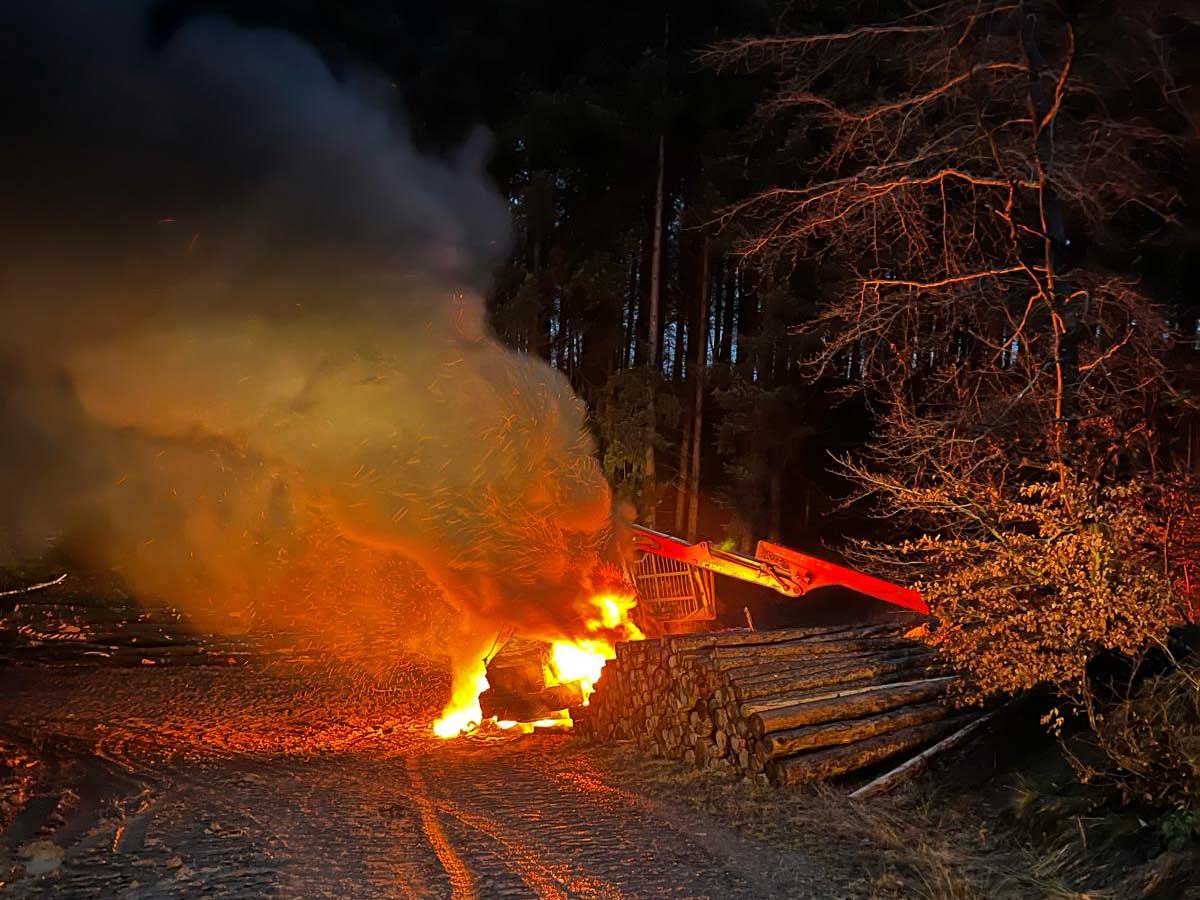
[631,525,928,616]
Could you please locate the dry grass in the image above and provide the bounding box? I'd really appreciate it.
[1010,771,1200,900]
[1084,649,1200,809]
[591,743,1085,900]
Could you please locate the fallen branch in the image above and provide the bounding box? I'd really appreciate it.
[0,574,68,598]
[848,707,999,800]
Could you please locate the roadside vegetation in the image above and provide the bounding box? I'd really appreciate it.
[703,3,1199,884]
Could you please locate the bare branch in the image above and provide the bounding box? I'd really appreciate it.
[0,573,68,598]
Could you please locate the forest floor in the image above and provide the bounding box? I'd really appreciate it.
[0,659,1088,900]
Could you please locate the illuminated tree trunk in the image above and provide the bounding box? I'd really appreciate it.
[686,236,709,541]
[719,264,735,363]
[644,133,665,527]
[676,234,708,535]
[1021,1,1077,473]
[623,246,640,368]
[674,409,690,533]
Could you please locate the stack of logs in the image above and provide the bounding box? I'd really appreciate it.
[574,621,971,787]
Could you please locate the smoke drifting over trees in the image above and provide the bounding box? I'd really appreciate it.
[0,1,618,664]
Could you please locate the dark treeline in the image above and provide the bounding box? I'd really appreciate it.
[158,0,1200,556]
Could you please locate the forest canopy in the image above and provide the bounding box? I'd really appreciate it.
[138,0,1200,709]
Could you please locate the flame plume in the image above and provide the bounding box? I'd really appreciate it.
[433,589,643,738]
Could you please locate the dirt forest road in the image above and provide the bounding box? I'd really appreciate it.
[0,665,831,900]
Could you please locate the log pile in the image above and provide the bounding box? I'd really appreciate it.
[574,622,968,787]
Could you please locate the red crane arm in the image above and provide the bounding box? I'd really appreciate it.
[630,526,928,616]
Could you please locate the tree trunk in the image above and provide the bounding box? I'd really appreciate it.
[1020,2,1076,457]
[761,701,948,759]
[686,235,709,541]
[736,265,758,373]
[674,231,701,535]
[712,635,910,664]
[768,468,783,543]
[749,677,954,738]
[526,172,555,362]
[674,406,691,534]
[663,621,889,653]
[580,274,622,406]
[623,246,640,369]
[729,652,941,702]
[768,716,967,787]
[644,133,666,527]
[719,263,735,363]
[849,710,999,799]
[718,648,931,684]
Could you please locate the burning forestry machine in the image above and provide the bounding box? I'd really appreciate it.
[478,525,927,726]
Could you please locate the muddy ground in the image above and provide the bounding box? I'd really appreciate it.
[0,659,1062,900]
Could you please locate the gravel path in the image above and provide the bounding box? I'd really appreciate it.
[0,665,829,899]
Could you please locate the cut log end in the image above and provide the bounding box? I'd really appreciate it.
[578,622,960,790]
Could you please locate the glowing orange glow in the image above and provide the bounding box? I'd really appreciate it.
[495,717,573,734]
[433,589,642,736]
[546,591,643,707]
[433,663,489,739]
[588,592,641,633]
[548,639,608,701]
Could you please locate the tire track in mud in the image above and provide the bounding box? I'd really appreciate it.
[418,738,827,900]
[2,666,830,899]
[406,756,479,900]
[24,736,812,899]
[416,740,725,900]
[406,746,628,900]
[166,754,444,899]
[426,791,631,900]
[540,753,819,899]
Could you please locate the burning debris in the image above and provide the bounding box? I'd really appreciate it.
[433,588,641,737]
[480,639,584,724]
[432,525,937,751]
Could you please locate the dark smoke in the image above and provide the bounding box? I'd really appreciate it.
[0,1,616,677]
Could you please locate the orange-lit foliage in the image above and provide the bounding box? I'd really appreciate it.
[707,3,1194,711]
[1155,478,1200,619]
[885,476,1186,701]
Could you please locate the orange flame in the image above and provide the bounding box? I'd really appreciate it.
[546,592,643,704]
[432,659,490,739]
[432,590,641,737]
[548,640,608,697]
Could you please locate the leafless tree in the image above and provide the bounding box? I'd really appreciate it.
[706,0,1198,699]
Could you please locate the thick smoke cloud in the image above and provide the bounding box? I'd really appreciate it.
[0,1,616,668]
